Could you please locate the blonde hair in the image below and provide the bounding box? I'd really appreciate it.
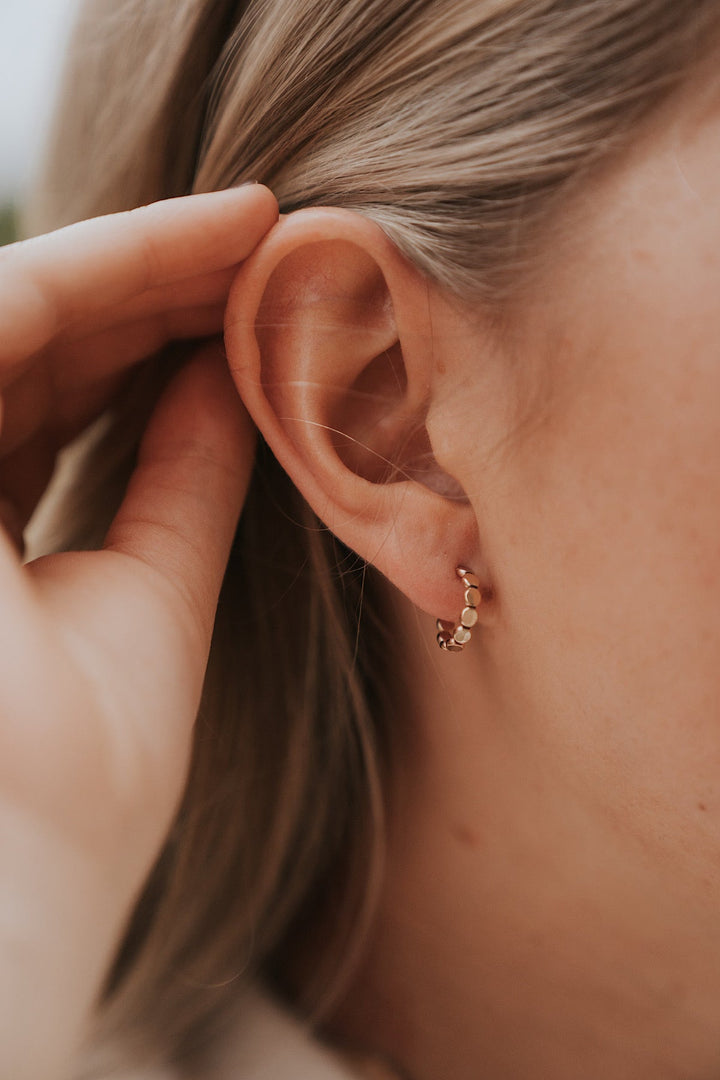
[28,0,719,1074]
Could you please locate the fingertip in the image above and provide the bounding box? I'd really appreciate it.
[184,185,278,265]
[226,183,280,236]
[239,182,279,213]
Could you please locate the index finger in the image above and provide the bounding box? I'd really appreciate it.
[0,186,278,366]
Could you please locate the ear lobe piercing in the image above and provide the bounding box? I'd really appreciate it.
[436,566,481,652]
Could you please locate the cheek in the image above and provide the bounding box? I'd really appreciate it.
[476,256,720,869]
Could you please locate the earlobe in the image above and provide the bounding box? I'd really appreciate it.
[224,208,485,622]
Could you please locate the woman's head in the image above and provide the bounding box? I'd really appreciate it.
[30,0,720,1074]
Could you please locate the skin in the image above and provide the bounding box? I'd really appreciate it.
[224,68,720,1080]
[0,184,279,1080]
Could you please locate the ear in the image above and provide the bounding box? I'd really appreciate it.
[224,208,484,622]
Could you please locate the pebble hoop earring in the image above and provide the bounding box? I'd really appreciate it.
[436,567,481,652]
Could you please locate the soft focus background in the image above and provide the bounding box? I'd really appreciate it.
[0,0,80,244]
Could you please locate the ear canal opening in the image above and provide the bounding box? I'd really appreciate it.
[331,343,468,502]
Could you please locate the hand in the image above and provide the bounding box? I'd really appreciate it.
[0,180,278,866]
[0,185,277,543]
[0,187,277,1080]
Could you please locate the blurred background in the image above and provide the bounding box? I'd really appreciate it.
[0,0,80,244]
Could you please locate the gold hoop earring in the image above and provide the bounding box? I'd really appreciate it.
[436,566,481,652]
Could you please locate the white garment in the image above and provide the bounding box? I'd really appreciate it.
[113,985,367,1080]
[204,985,364,1080]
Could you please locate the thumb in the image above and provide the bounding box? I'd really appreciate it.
[104,341,256,652]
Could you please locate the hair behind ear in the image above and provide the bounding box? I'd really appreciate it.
[37,357,396,1074]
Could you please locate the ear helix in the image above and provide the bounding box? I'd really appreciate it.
[436,567,482,652]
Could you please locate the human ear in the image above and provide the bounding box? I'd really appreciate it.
[224,208,483,622]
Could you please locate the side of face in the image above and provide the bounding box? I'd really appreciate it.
[224,70,720,907]
[454,73,720,883]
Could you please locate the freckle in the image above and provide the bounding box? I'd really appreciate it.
[698,802,708,812]
[452,824,481,849]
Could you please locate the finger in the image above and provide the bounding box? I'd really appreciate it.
[0,430,56,540]
[0,186,278,367]
[54,265,236,343]
[104,343,255,652]
[0,497,27,557]
[0,507,35,613]
[0,305,225,457]
[47,303,226,401]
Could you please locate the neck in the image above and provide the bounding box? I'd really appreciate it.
[322,596,720,1080]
